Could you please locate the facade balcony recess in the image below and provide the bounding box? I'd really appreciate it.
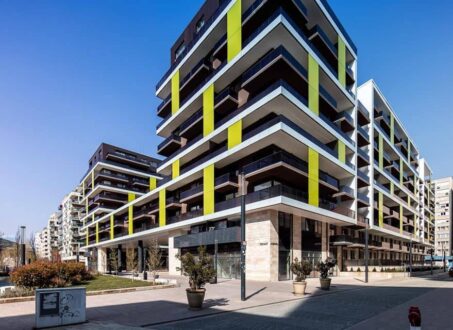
[105,152,152,170]
[308,24,338,75]
[330,235,353,246]
[179,58,211,101]
[357,148,370,164]
[180,185,203,203]
[332,185,355,201]
[214,87,239,116]
[357,102,370,125]
[357,170,370,187]
[333,111,354,133]
[96,171,129,183]
[132,177,150,187]
[357,192,370,206]
[166,196,181,209]
[157,95,171,118]
[179,109,203,140]
[242,150,340,191]
[158,134,183,157]
[357,125,370,141]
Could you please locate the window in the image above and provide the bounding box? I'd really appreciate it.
[175,42,186,61]
[195,16,205,34]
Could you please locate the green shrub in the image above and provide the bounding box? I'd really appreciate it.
[10,261,92,289]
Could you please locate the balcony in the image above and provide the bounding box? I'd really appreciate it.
[357,192,370,206]
[330,235,353,246]
[167,209,204,225]
[157,134,182,157]
[166,196,181,209]
[357,148,370,167]
[93,192,128,204]
[308,25,338,77]
[106,151,153,170]
[357,170,370,187]
[214,86,239,116]
[332,185,355,201]
[178,109,203,139]
[242,150,339,190]
[157,95,171,118]
[215,172,238,193]
[174,226,241,249]
[180,185,203,203]
[333,111,354,133]
[96,171,129,183]
[179,58,211,103]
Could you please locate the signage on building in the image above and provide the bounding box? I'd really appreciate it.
[35,287,86,328]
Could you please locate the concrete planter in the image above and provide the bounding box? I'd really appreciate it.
[293,281,307,295]
[319,278,331,290]
[186,288,206,310]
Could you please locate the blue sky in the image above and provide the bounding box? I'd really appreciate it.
[0,0,452,237]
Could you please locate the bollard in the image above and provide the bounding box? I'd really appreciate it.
[408,306,421,330]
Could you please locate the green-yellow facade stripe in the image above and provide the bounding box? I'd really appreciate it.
[128,205,134,235]
[110,215,114,240]
[159,189,166,227]
[82,181,85,198]
[86,230,89,246]
[92,213,95,224]
[308,54,319,115]
[337,140,346,163]
[171,70,180,115]
[390,181,394,195]
[172,159,180,179]
[399,205,403,234]
[400,159,404,184]
[308,148,319,207]
[85,198,89,215]
[378,134,384,169]
[128,193,136,203]
[203,84,214,136]
[91,170,95,190]
[227,120,242,149]
[227,0,242,62]
[390,114,395,145]
[407,140,411,162]
[337,36,346,87]
[378,192,384,227]
[149,177,157,191]
[95,222,99,244]
[203,164,215,215]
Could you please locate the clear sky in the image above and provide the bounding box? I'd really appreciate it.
[1,0,452,238]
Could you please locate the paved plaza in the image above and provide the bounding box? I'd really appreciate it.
[0,273,452,329]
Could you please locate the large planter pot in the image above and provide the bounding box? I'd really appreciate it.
[186,288,206,310]
[319,278,331,290]
[293,281,307,295]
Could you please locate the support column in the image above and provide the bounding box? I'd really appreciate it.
[117,244,122,272]
[138,240,144,273]
[97,248,107,273]
[168,230,185,275]
[321,222,329,260]
[292,215,302,261]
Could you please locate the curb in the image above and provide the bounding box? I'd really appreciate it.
[0,283,178,304]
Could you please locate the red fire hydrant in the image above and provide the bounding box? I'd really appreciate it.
[408,306,421,329]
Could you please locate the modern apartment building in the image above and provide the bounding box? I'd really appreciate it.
[81,0,435,280]
[59,191,86,262]
[78,143,160,267]
[35,229,50,260]
[36,211,62,260]
[433,177,453,256]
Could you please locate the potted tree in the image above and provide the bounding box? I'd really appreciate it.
[317,258,336,290]
[290,258,313,295]
[177,246,216,310]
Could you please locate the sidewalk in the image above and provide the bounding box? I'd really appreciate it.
[0,274,450,330]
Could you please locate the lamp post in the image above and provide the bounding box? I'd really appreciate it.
[443,242,446,272]
[364,218,369,283]
[409,237,413,277]
[20,226,26,266]
[239,170,246,301]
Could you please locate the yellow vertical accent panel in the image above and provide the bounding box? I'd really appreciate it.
[378,134,384,169]
[337,36,346,87]
[95,222,99,244]
[308,54,319,115]
[159,189,166,227]
[85,198,89,215]
[227,120,242,149]
[399,205,403,234]
[337,140,346,163]
[128,193,136,203]
[308,148,319,207]
[149,177,157,190]
[227,0,242,62]
[128,205,134,235]
[172,159,180,179]
[407,140,411,162]
[378,192,383,227]
[82,181,85,198]
[203,84,214,136]
[86,230,89,246]
[92,213,95,224]
[390,182,394,195]
[171,70,180,115]
[203,164,215,215]
[91,170,95,190]
[110,215,114,240]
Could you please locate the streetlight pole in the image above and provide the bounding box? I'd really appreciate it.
[240,171,246,301]
[19,226,26,266]
[443,242,446,272]
[409,237,413,277]
[364,218,369,283]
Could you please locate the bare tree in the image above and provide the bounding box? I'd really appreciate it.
[126,248,138,278]
[147,239,163,284]
[28,232,37,262]
[15,228,20,268]
[108,249,119,274]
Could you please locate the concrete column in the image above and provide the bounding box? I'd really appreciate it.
[97,248,107,273]
[138,240,144,273]
[117,244,122,272]
[168,230,185,275]
[321,222,329,260]
[336,246,343,271]
[245,210,279,281]
[292,215,302,261]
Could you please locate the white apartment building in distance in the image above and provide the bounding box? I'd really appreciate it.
[434,177,453,256]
